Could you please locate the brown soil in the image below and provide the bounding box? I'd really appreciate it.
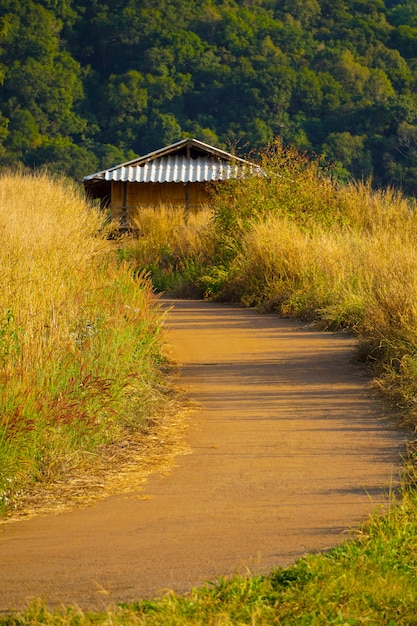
[0,299,408,612]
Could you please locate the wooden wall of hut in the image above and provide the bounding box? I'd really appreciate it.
[111,181,211,225]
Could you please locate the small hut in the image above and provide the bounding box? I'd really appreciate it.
[83,138,257,228]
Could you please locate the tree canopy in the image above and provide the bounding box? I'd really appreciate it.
[1,0,417,192]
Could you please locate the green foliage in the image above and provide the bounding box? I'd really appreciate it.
[211,139,339,252]
[0,310,21,369]
[0,0,88,172]
[1,1,417,190]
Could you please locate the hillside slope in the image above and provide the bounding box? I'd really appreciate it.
[0,0,417,191]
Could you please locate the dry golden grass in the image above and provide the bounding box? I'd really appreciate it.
[235,182,417,342]
[0,171,184,516]
[0,172,109,379]
[130,206,214,266]
[110,144,417,417]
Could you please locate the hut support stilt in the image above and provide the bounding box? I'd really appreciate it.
[122,182,128,229]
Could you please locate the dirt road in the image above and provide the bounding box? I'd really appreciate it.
[0,299,408,611]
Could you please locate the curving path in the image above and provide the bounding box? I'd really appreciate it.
[0,299,408,611]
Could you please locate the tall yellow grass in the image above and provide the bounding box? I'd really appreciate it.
[215,179,417,418]
[0,173,108,378]
[129,206,214,266]
[0,172,165,513]
[233,182,417,337]
[116,207,216,295]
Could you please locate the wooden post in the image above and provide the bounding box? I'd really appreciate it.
[122,181,128,229]
[185,143,191,221]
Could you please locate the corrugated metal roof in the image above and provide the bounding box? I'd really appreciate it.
[101,155,252,184]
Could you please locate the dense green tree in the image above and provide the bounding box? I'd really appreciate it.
[0,0,94,174]
[322,131,372,180]
[99,70,148,150]
[2,0,417,193]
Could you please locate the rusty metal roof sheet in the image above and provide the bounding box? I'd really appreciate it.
[101,155,250,184]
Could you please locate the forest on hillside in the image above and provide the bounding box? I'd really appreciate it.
[1,0,417,192]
